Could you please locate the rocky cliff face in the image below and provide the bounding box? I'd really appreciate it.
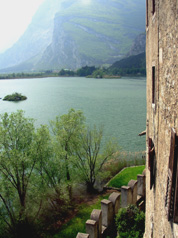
[0,0,146,72]
[0,0,61,71]
[126,33,146,57]
[37,15,83,70]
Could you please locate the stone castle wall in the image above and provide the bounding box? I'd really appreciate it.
[145,0,178,237]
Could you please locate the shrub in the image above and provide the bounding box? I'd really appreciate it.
[115,205,145,238]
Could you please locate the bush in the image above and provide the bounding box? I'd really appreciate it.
[115,205,145,238]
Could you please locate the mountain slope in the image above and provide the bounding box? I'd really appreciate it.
[110,52,146,69]
[0,0,61,70]
[0,0,146,72]
[109,52,146,75]
[126,33,146,57]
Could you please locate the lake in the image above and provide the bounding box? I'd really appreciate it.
[0,77,146,152]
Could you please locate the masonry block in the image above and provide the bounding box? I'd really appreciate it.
[86,220,97,238]
[101,199,113,227]
[128,180,138,204]
[109,192,121,215]
[137,174,146,197]
[142,169,146,176]
[90,209,102,238]
[76,233,90,238]
[121,186,132,207]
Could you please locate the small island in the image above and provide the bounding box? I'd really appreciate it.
[3,92,27,101]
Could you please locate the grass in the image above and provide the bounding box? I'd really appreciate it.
[107,165,145,188]
[54,195,109,238]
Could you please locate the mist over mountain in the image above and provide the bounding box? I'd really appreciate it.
[0,0,146,72]
[126,32,146,57]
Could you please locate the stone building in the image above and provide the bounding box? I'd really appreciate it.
[145,0,178,237]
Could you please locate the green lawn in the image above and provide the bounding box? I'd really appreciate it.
[54,195,108,238]
[107,165,145,189]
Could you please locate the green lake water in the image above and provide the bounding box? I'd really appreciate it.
[0,77,146,152]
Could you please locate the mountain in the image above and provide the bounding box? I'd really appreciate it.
[110,52,146,69]
[0,0,59,71]
[126,32,146,57]
[0,0,146,72]
[109,52,146,75]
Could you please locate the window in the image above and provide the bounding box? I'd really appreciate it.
[152,0,155,15]
[165,128,178,223]
[152,66,155,104]
[148,138,155,189]
[146,0,148,26]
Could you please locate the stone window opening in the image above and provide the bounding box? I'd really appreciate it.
[152,0,155,15]
[152,66,156,104]
[148,138,156,189]
[146,0,149,27]
[165,128,178,223]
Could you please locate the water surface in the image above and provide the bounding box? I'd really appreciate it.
[0,77,146,152]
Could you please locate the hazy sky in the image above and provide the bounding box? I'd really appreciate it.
[0,0,45,53]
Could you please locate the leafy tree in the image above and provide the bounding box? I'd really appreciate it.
[50,109,86,198]
[0,111,61,237]
[92,69,104,78]
[75,126,118,193]
[33,125,63,192]
[76,66,96,76]
[0,111,37,236]
[51,109,118,194]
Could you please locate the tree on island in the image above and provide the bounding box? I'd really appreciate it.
[3,92,27,101]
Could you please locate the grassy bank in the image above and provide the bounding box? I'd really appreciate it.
[107,165,145,188]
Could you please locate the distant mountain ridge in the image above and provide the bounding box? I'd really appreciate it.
[110,52,146,69]
[109,52,146,76]
[0,0,146,72]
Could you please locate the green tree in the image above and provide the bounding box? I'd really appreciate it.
[92,69,104,78]
[50,109,86,198]
[76,66,96,76]
[75,126,118,193]
[0,111,56,237]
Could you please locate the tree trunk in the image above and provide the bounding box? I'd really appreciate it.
[86,181,97,194]
[65,153,72,200]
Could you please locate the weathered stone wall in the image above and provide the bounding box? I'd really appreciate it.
[145,0,178,237]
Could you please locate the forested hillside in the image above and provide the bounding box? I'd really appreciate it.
[109,52,146,76]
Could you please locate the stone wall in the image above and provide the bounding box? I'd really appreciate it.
[76,170,145,238]
[145,0,178,237]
